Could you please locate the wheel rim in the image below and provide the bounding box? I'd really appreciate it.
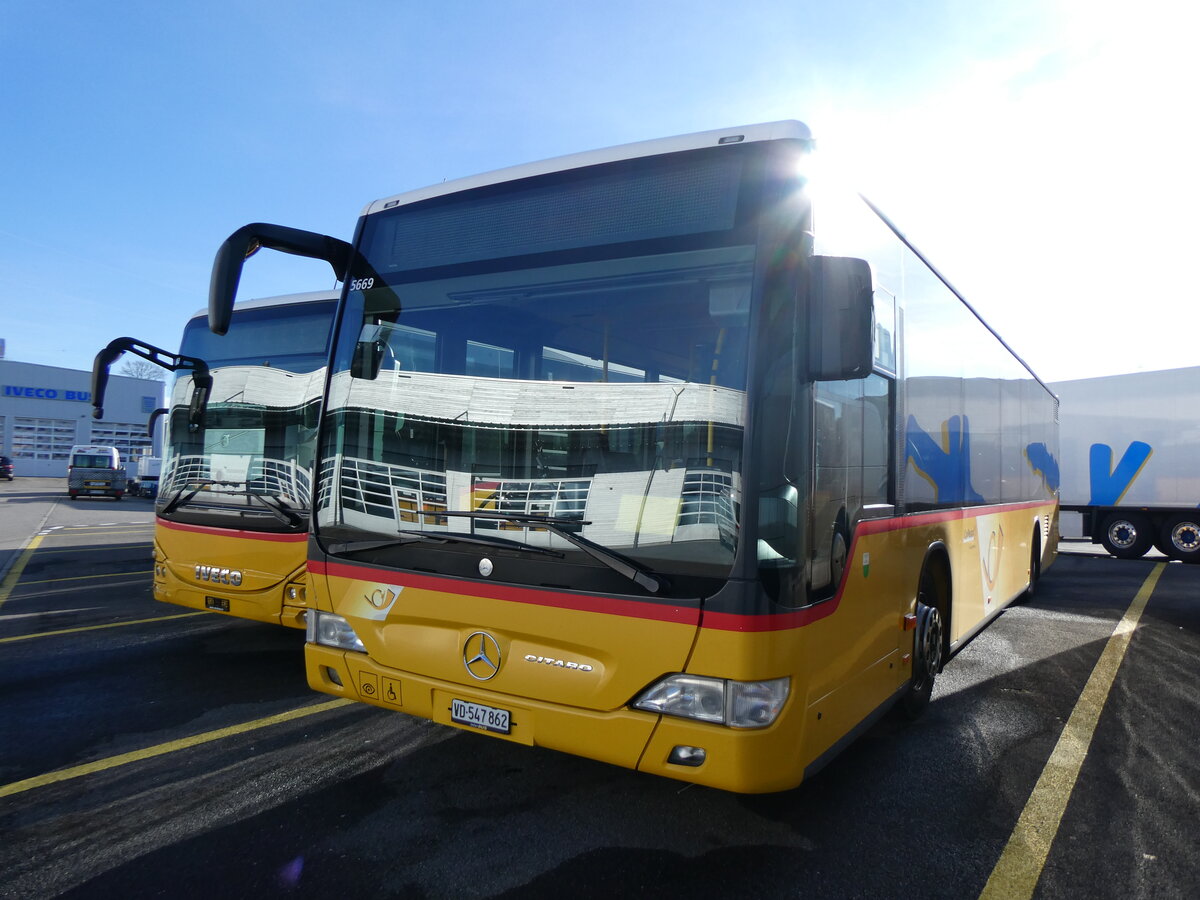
[1170,522,1200,553]
[914,602,943,689]
[830,532,848,586]
[1107,520,1139,549]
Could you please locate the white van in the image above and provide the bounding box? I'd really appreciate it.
[67,445,128,500]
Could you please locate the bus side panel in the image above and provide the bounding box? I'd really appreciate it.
[154,520,308,627]
[676,519,914,791]
[666,501,1055,792]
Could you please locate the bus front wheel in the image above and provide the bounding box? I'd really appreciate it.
[900,569,945,719]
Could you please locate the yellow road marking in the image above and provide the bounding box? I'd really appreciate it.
[52,522,153,528]
[0,611,210,644]
[42,529,155,538]
[15,570,152,586]
[32,545,152,554]
[0,699,354,799]
[979,562,1165,900]
[0,534,45,612]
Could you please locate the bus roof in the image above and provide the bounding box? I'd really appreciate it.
[188,289,339,322]
[362,120,813,217]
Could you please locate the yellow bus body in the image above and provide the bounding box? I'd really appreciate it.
[306,499,1056,792]
[154,519,310,629]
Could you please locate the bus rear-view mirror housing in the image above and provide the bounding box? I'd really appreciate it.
[807,256,874,381]
[209,223,353,335]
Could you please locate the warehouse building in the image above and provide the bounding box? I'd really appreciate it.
[0,358,163,477]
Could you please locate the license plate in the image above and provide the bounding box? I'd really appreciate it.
[85,481,106,487]
[205,596,231,611]
[451,698,511,734]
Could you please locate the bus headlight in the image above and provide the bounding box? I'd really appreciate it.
[632,675,789,728]
[306,611,366,653]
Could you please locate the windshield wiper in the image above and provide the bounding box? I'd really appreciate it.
[159,480,212,515]
[439,511,670,594]
[243,490,303,527]
[327,529,563,558]
[160,479,301,527]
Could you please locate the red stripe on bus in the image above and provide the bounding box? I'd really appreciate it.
[311,499,1051,632]
[703,500,1050,632]
[157,519,307,543]
[309,558,702,626]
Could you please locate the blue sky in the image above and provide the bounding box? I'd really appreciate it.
[2,0,1195,382]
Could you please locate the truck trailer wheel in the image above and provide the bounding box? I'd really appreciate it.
[1100,513,1152,559]
[1160,514,1200,563]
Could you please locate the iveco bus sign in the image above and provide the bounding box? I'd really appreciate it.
[2,384,92,402]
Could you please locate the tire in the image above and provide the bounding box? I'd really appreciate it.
[1019,530,1042,603]
[113,493,123,501]
[1160,514,1200,563]
[1099,513,1153,559]
[900,568,946,719]
[830,525,849,590]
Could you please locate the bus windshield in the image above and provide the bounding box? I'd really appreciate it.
[158,298,336,530]
[317,148,768,587]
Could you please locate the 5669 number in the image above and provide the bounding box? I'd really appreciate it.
[350,277,375,291]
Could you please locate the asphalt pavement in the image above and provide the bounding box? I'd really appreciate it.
[1,478,1196,898]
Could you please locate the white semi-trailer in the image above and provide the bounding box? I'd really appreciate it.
[1053,367,1200,562]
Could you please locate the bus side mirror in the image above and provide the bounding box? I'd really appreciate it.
[807,256,874,381]
[757,484,799,568]
[188,371,212,432]
[91,343,124,419]
[350,324,386,380]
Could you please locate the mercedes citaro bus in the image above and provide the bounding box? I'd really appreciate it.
[207,122,1059,792]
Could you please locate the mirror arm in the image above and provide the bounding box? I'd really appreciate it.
[209,223,353,336]
[91,337,209,421]
[146,407,168,439]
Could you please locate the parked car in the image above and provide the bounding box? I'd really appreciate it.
[0,455,13,480]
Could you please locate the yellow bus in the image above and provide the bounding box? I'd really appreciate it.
[208,122,1059,791]
[94,291,339,629]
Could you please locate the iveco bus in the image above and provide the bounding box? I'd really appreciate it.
[208,122,1059,791]
[93,291,338,628]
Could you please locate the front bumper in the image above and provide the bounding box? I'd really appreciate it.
[305,643,807,792]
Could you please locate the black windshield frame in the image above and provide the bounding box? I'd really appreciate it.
[157,298,337,531]
[316,140,815,599]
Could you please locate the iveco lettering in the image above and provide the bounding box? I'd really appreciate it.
[194,565,243,586]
